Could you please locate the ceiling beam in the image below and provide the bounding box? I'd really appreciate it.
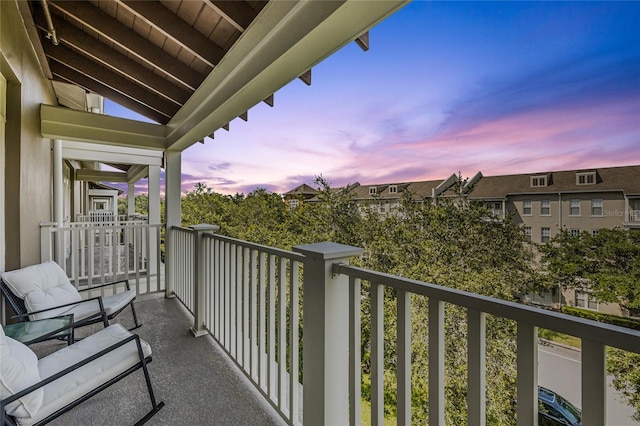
[42,104,167,151]
[50,62,171,124]
[127,165,149,182]
[206,0,260,32]
[298,69,312,86]
[76,169,128,183]
[46,44,180,120]
[32,10,191,106]
[165,0,409,151]
[49,0,204,90]
[118,1,225,68]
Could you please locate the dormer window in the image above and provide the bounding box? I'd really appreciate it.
[389,185,398,194]
[369,187,377,195]
[577,171,596,185]
[530,175,547,187]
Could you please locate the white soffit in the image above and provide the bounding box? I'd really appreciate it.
[166,0,408,151]
[62,140,163,166]
[41,104,166,150]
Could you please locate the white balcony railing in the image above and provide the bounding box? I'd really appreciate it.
[169,226,305,425]
[41,221,164,296]
[167,225,640,426]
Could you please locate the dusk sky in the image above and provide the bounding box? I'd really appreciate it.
[106,1,640,196]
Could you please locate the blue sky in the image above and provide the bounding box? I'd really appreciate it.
[106,1,640,195]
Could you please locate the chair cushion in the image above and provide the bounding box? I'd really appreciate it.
[18,324,152,426]
[1,261,81,320]
[0,327,44,419]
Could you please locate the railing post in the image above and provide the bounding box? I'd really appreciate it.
[190,224,219,337]
[40,222,56,263]
[293,242,363,426]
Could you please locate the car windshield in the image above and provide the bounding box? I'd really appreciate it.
[557,396,581,424]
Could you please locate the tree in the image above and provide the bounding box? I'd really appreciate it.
[541,227,640,419]
[541,228,640,315]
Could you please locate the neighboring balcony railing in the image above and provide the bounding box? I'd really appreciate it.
[40,221,164,296]
[167,225,640,426]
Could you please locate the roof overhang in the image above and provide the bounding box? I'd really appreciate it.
[39,0,408,153]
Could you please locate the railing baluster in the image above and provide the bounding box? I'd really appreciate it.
[230,243,237,358]
[467,309,486,426]
[278,257,287,412]
[251,249,258,379]
[371,282,384,426]
[259,251,267,389]
[236,245,243,361]
[516,321,537,426]
[225,241,231,350]
[268,254,277,399]
[582,339,606,426]
[349,276,361,426]
[397,289,411,426]
[428,298,444,426]
[243,246,250,369]
[289,260,300,425]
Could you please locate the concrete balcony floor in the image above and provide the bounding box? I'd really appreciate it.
[31,294,286,426]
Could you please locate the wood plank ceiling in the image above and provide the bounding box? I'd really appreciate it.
[28,0,268,124]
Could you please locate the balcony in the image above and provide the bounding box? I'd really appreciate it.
[26,222,640,425]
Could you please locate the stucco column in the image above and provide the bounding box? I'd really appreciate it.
[52,139,64,266]
[127,182,136,217]
[293,242,364,426]
[164,150,181,297]
[148,165,160,276]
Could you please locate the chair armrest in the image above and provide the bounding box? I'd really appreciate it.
[0,333,150,408]
[77,279,131,292]
[12,296,107,323]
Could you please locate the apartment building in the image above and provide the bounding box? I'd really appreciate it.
[468,165,640,243]
[286,165,640,314]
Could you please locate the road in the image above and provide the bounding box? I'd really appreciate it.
[538,342,638,425]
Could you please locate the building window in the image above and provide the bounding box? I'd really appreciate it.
[289,199,299,209]
[524,227,532,242]
[530,175,547,187]
[389,185,397,194]
[570,228,580,237]
[576,290,598,310]
[591,198,603,216]
[569,199,581,216]
[541,227,550,243]
[592,229,599,236]
[577,172,596,185]
[541,199,550,216]
[523,199,532,216]
[369,187,377,195]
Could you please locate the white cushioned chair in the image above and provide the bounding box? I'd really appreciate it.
[1,261,140,330]
[0,323,164,425]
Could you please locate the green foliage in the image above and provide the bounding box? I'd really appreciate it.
[561,306,640,331]
[542,228,640,419]
[541,228,640,314]
[188,178,534,425]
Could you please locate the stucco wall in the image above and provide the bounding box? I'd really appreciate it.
[1,1,57,269]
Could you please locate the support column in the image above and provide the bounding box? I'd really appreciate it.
[127,182,135,217]
[52,139,64,266]
[293,242,364,426]
[164,150,182,298]
[190,223,219,337]
[148,165,160,276]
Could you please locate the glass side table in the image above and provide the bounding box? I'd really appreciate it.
[3,314,74,345]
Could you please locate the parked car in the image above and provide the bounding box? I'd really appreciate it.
[539,386,582,426]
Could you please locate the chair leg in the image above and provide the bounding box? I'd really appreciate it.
[128,302,142,331]
[134,358,165,426]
